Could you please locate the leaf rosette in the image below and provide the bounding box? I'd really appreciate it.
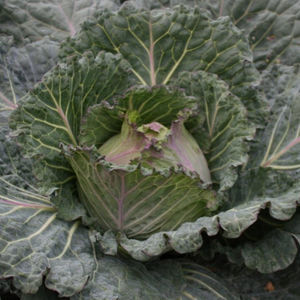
[11,1,292,258]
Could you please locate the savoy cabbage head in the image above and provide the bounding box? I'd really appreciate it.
[0,0,300,299]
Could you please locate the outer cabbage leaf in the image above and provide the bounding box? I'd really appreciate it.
[71,256,239,300]
[218,65,300,269]
[197,0,300,69]
[0,0,121,44]
[241,216,300,273]
[201,211,300,274]
[202,65,300,274]
[258,65,300,170]
[195,64,300,273]
[0,187,239,300]
[129,0,300,69]
[0,126,93,297]
[0,187,95,296]
[0,190,93,296]
[0,0,121,121]
[226,64,300,228]
[0,37,59,124]
[63,3,257,86]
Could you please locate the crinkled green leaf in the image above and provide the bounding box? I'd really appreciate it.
[0,177,95,297]
[0,204,95,296]
[222,64,300,235]
[236,212,300,274]
[62,3,259,102]
[174,71,255,192]
[10,51,132,189]
[198,0,300,69]
[64,146,216,239]
[0,127,92,297]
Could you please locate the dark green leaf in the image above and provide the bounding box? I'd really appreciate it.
[72,257,239,300]
[199,0,300,69]
[0,0,121,45]
[62,3,259,96]
[0,178,95,296]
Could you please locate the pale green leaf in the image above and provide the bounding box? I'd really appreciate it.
[64,146,216,239]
